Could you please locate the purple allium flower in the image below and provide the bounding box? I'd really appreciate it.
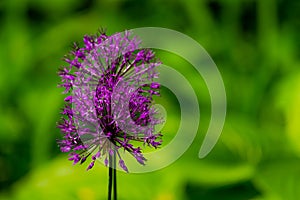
[57,30,163,172]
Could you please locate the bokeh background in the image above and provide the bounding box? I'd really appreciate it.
[1,0,300,199]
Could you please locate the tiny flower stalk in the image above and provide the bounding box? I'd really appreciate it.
[57,29,163,200]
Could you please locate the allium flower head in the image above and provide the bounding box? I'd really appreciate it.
[57,30,163,172]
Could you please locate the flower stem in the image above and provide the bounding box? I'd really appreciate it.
[108,149,117,200]
[113,150,117,200]
[108,155,113,200]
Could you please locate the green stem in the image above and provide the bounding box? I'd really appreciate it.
[108,149,117,200]
[113,150,117,200]
[108,154,113,200]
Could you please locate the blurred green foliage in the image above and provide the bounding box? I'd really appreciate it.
[0,0,300,199]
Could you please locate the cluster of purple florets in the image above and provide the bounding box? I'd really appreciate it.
[57,30,162,172]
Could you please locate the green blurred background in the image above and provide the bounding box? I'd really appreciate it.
[0,0,300,199]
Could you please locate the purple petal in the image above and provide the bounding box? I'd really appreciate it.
[119,160,128,173]
[86,161,95,170]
